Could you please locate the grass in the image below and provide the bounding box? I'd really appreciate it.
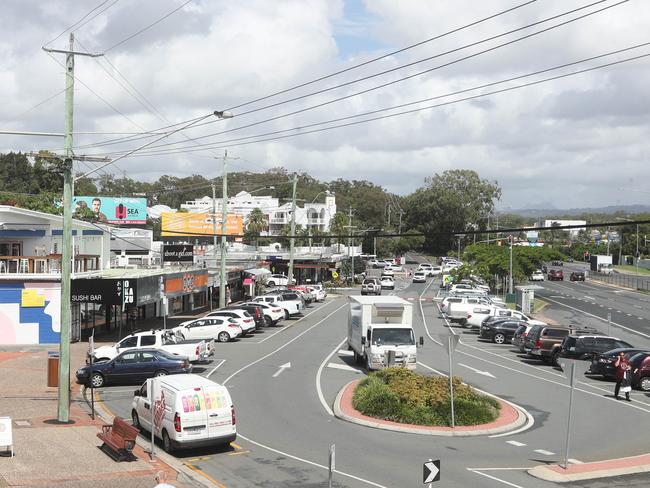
[352,368,500,427]
[532,298,548,314]
[614,265,650,276]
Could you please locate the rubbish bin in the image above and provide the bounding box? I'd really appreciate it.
[47,351,59,387]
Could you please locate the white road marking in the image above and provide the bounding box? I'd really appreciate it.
[207,359,226,378]
[223,301,347,385]
[327,362,362,373]
[272,362,291,378]
[568,458,584,464]
[458,362,496,378]
[467,469,525,488]
[253,301,332,344]
[338,350,354,356]
[316,337,348,416]
[534,449,555,456]
[506,440,526,447]
[238,433,388,488]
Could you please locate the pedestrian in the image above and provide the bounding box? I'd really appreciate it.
[613,352,632,401]
[154,470,175,488]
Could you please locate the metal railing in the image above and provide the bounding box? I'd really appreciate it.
[588,271,650,292]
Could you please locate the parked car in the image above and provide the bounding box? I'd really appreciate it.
[412,271,427,283]
[251,294,302,318]
[511,323,535,353]
[587,348,650,378]
[465,307,494,329]
[380,276,395,290]
[479,319,525,344]
[205,309,256,336]
[548,269,564,281]
[387,264,403,272]
[417,263,434,276]
[131,374,235,452]
[381,268,394,277]
[630,352,650,391]
[559,335,633,361]
[227,303,266,329]
[266,274,295,286]
[173,317,242,343]
[242,301,284,326]
[368,259,382,268]
[308,284,327,301]
[361,278,382,296]
[552,260,563,266]
[76,349,192,388]
[524,325,577,364]
[478,308,546,329]
[530,270,545,281]
[570,271,585,282]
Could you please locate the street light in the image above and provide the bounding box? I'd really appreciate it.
[616,217,639,276]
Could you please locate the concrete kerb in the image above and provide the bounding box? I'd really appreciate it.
[528,455,650,483]
[80,387,214,488]
[333,380,528,437]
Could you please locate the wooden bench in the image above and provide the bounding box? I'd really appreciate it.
[97,417,140,462]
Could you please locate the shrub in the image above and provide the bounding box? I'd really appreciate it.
[352,367,500,427]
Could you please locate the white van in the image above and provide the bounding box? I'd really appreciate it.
[131,374,236,452]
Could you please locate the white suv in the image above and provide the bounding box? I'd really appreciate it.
[266,274,295,286]
[205,309,256,336]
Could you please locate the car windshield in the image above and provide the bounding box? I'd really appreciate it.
[629,352,650,366]
[372,328,415,346]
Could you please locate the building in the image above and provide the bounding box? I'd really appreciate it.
[181,191,337,235]
[544,219,587,237]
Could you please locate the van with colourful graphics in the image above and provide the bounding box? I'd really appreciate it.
[131,374,235,452]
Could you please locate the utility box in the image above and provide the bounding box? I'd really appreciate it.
[47,351,59,387]
[515,287,535,314]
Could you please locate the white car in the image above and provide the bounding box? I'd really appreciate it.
[251,294,301,318]
[380,276,395,290]
[412,271,427,283]
[243,301,284,325]
[265,274,295,287]
[205,309,256,335]
[381,268,394,277]
[387,264,403,272]
[530,270,545,281]
[174,317,242,343]
[309,284,327,301]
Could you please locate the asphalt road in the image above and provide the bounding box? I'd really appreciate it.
[93,264,650,488]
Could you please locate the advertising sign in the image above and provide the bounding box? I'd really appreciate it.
[72,196,147,224]
[164,271,208,296]
[162,244,194,263]
[71,279,137,306]
[161,212,243,237]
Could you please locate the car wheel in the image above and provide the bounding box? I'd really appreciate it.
[218,331,230,343]
[460,319,468,328]
[155,370,168,377]
[551,349,561,366]
[264,315,272,326]
[284,310,290,320]
[267,281,275,286]
[493,333,506,344]
[131,410,140,429]
[162,429,173,453]
[639,376,650,392]
[90,372,104,388]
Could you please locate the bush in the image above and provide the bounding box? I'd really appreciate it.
[352,367,500,427]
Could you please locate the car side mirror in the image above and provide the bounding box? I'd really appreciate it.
[418,336,424,348]
[361,337,366,345]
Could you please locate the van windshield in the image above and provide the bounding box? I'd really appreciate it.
[372,328,415,346]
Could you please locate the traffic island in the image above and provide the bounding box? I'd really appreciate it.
[529,453,650,483]
[334,377,529,437]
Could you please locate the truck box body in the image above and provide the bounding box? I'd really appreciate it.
[590,255,613,272]
[347,296,416,370]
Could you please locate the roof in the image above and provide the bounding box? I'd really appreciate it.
[0,205,108,231]
[349,295,411,305]
[156,373,225,391]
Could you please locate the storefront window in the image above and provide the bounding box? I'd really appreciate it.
[193,291,206,309]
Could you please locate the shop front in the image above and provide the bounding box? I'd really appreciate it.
[164,270,209,315]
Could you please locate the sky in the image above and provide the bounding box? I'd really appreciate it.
[1,0,650,210]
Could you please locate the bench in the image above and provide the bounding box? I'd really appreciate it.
[97,417,140,462]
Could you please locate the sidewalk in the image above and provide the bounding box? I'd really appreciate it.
[0,343,196,488]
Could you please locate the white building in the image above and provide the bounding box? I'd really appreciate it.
[181,191,337,235]
[544,219,587,237]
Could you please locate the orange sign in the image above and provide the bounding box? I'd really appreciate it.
[165,272,208,294]
[161,212,243,237]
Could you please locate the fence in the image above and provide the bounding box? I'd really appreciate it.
[588,271,650,292]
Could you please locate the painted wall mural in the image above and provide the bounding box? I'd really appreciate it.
[0,282,61,344]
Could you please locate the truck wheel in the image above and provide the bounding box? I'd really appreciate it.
[267,281,275,286]
[218,332,230,343]
[162,429,173,453]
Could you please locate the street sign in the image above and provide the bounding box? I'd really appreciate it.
[558,358,590,386]
[329,444,336,488]
[423,459,440,483]
[438,333,460,353]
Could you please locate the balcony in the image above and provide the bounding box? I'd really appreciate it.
[0,254,101,278]
[269,217,288,224]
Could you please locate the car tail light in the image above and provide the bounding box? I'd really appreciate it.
[244,319,252,323]
[174,412,182,432]
[231,406,236,425]
[183,359,189,368]
[255,309,261,318]
[535,339,542,349]
[467,314,472,319]
[523,332,528,337]
[195,345,200,356]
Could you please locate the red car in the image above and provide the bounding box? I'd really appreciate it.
[548,269,564,281]
[631,352,650,391]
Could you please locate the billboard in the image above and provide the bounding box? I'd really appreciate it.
[162,244,194,263]
[161,212,243,237]
[71,278,137,306]
[72,196,147,224]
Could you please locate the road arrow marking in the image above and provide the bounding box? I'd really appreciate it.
[458,363,496,378]
[272,362,291,378]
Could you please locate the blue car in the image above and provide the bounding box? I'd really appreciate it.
[76,348,192,388]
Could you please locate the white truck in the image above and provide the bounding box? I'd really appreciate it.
[347,296,421,371]
[590,254,613,274]
[93,330,212,363]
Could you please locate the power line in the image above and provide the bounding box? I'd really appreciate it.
[95,44,650,158]
[6,88,67,122]
[115,0,627,155]
[44,0,119,47]
[103,0,193,53]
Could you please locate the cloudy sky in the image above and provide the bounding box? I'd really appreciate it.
[1,0,650,210]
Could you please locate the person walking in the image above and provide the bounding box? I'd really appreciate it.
[614,352,632,401]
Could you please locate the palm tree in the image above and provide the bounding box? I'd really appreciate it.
[329,212,347,252]
[245,208,267,247]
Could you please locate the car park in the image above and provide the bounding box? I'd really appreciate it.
[76,349,192,388]
[242,301,284,326]
[479,319,524,344]
[380,275,395,290]
[630,352,650,391]
[558,335,633,361]
[570,271,585,282]
[205,309,256,336]
[548,269,564,281]
[173,317,242,343]
[587,348,650,378]
[530,270,545,281]
[131,374,236,452]
[412,271,427,283]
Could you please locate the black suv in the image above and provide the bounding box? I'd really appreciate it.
[559,335,634,361]
[570,271,585,282]
[479,319,526,344]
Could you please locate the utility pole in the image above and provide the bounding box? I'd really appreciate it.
[508,235,514,295]
[398,210,404,235]
[42,33,102,423]
[347,206,354,283]
[211,182,217,310]
[287,174,298,285]
[219,151,230,308]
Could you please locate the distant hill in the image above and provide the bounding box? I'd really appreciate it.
[506,205,650,218]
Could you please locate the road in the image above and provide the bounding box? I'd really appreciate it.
[92,263,650,487]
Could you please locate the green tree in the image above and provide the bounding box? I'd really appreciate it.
[329,212,348,251]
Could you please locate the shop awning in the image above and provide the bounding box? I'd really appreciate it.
[243,278,253,285]
[244,268,271,277]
